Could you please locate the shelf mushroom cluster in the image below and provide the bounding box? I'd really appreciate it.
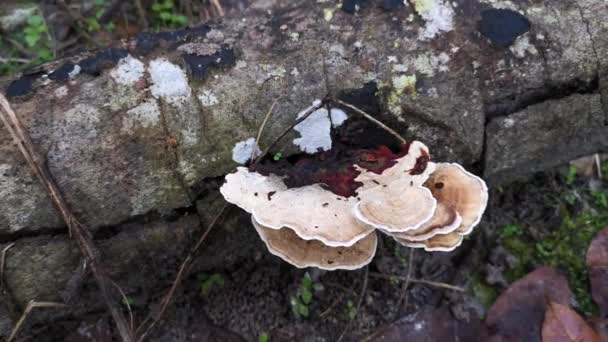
[220,141,488,270]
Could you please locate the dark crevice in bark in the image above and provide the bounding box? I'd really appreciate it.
[483,75,599,122]
[575,4,608,126]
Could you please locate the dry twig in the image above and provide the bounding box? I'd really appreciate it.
[368,272,465,292]
[251,98,281,162]
[0,242,15,291]
[7,300,68,342]
[331,99,407,145]
[0,94,133,342]
[337,266,369,342]
[395,248,414,317]
[135,202,229,342]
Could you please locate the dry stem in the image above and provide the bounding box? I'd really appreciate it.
[0,94,133,342]
[135,202,228,342]
[336,266,369,342]
[7,300,68,342]
[331,99,407,145]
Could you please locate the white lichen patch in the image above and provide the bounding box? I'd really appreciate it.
[392,74,417,94]
[232,138,262,164]
[329,108,348,127]
[411,0,455,40]
[503,117,516,128]
[259,64,287,82]
[121,99,161,134]
[54,86,68,98]
[293,101,349,154]
[149,58,192,101]
[110,55,145,85]
[323,8,335,21]
[69,64,81,78]
[413,52,451,76]
[509,34,538,58]
[198,90,219,107]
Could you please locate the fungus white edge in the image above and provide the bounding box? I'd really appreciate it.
[352,187,438,233]
[252,217,377,271]
[251,195,376,248]
[439,163,489,236]
[388,212,462,242]
[394,233,464,252]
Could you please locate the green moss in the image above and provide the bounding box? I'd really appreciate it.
[501,207,608,316]
[471,272,498,311]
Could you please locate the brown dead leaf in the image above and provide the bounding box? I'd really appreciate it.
[485,267,572,342]
[586,227,608,318]
[542,301,601,342]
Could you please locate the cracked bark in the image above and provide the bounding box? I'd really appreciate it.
[0,0,607,337]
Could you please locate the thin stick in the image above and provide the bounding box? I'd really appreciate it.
[134,0,149,30]
[251,98,280,163]
[135,202,228,342]
[595,154,602,179]
[395,248,414,317]
[1,243,15,290]
[210,0,225,16]
[368,272,465,292]
[331,99,407,144]
[336,266,369,342]
[7,300,68,342]
[0,57,31,64]
[110,279,134,333]
[319,292,344,318]
[0,94,133,342]
[254,99,326,165]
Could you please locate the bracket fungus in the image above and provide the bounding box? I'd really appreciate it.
[219,110,488,269]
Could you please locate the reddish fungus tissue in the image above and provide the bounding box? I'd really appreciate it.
[252,142,416,197]
[409,149,430,175]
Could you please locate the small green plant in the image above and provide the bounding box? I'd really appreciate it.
[121,296,135,306]
[562,191,578,205]
[83,0,115,32]
[498,224,523,239]
[290,272,324,319]
[566,164,577,185]
[343,300,357,320]
[199,273,225,297]
[22,14,52,63]
[152,0,188,29]
[273,152,283,161]
[591,191,608,209]
[258,333,269,342]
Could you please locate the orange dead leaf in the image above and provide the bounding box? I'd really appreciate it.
[542,301,601,342]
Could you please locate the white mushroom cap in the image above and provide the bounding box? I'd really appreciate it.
[423,163,488,235]
[354,178,437,233]
[252,217,378,270]
[252,184,375,247]
[388,202,462,241]
[394,231,464,252]
[219,167,286,214]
